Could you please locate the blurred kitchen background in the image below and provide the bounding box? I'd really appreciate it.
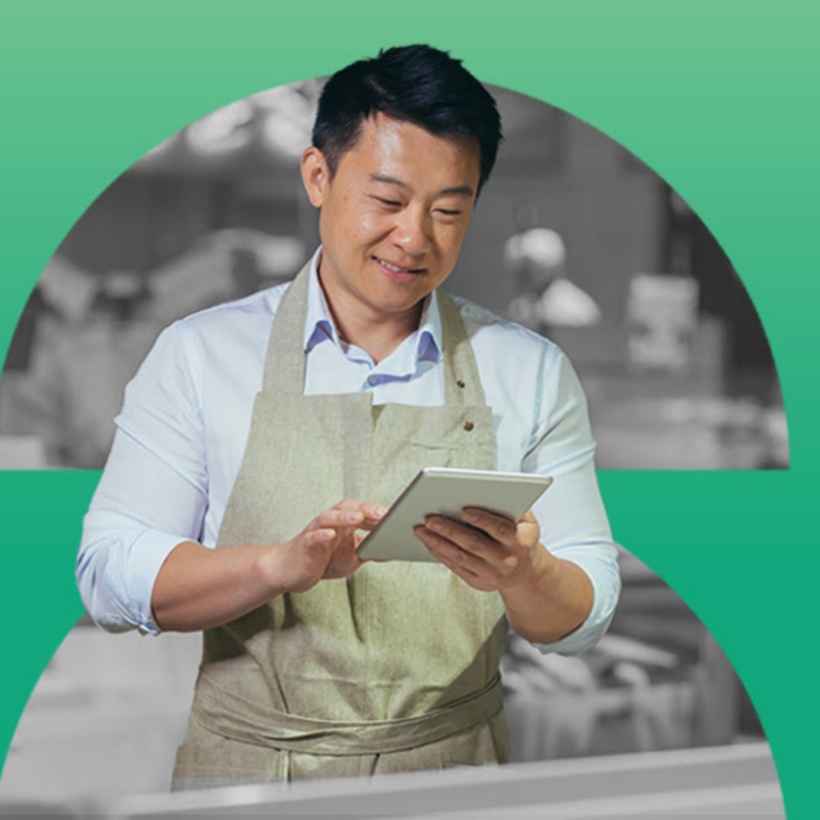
[0,80,786,813]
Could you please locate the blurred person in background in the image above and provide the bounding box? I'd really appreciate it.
[505,227,601,335]
[0,233,304,469]
[77,45,620,787]
[0,259,162,468]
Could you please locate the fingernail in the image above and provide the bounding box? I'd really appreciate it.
[462,509,478,522]
[373,505,387,517]
[347,511,363,523]
[428,518,443,532]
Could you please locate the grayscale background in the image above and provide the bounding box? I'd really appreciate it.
[0,80,786,818]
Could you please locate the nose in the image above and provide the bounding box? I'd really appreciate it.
[391,206,431,257]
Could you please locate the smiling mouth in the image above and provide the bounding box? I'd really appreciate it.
[374,256,424,275]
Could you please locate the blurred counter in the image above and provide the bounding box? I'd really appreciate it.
[581,370,786,470]
[108,741,784,819]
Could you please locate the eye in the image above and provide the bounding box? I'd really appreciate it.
[371,195,402,208]
[433,207,463,221]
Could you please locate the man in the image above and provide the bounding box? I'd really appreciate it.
[504,227,602,334]
[77,45,620,786]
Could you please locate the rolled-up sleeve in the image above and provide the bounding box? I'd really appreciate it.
[523,346,621,655]
[76,322,209,634]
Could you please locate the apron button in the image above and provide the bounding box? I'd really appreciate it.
[463,420,474,432]
[456,379,466,388]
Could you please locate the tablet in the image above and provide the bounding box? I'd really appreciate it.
[357,467,553,562]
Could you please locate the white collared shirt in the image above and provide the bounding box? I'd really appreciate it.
[78,249,620,653]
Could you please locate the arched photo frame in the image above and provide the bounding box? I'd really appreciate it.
[0,3,815,818]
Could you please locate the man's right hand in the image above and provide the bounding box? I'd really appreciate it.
[268,500,387,593]
[151,500,386,632]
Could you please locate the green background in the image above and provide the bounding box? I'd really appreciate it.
[0,1,816,816]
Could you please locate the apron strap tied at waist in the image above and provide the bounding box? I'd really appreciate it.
[192,672,504,757]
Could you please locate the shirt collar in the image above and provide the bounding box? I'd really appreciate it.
[302,247,442,366]
[304,247,340,352]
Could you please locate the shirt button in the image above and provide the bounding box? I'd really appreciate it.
[367,374,379,386]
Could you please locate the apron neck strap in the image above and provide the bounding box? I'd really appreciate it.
[437,290,487,407]
[262,262,311,396]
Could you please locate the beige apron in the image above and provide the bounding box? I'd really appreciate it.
[172,265,509,786]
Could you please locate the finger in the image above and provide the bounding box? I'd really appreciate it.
[337,502,389,547]
[414,525,497,578]
[302,527,336,546]
[461,507,517,542]
[334,499,388,516]
[322,541,365,580]
[424,516,507,564]
[419,518,527,581]
[432,552,483,583]
[313,508,365,531]
[418,533,502,591]
[460,508,520,547]
[356,502,388,531]
[364,502,388,521]
[516,509,541,541]
[332,500,388,525]
[464,507,540,555]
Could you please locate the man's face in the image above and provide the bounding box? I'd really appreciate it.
[301,114,481,329]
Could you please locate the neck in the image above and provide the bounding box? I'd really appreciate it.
[317,274,425,365]
[332,299,424,365]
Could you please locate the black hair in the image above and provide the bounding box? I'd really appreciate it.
[312,44,502,194]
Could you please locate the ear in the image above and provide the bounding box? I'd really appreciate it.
[301,146,330,208]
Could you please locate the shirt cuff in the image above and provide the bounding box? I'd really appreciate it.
[119,528,189,636]
[533,555,621,656]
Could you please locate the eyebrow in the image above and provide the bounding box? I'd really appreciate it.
[370,173,475,198]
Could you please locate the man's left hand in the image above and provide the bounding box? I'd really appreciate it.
[413,507,555,592]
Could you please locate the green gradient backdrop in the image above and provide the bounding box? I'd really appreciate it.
[0,1,817,816]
